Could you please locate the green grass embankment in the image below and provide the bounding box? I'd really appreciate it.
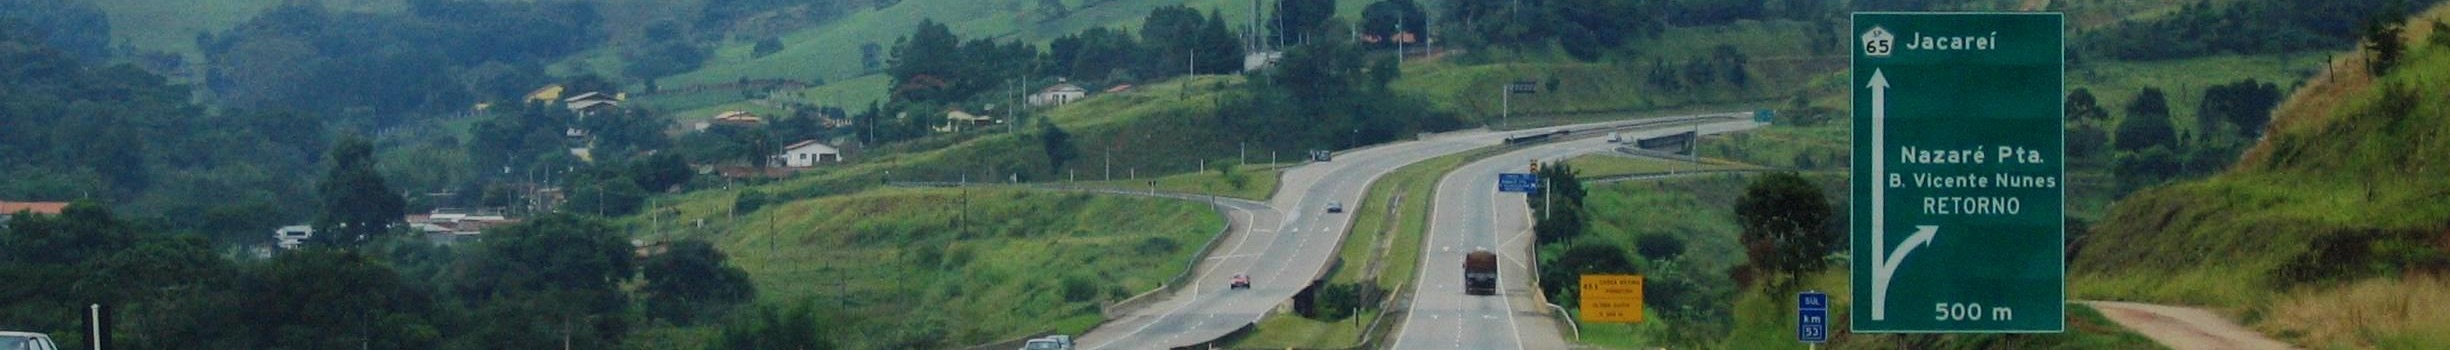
[683,187,1222,348]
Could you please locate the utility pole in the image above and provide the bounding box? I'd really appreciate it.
[1501,83,1510,128]
[1542,177,1552,220]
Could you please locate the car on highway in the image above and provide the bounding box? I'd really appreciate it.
[0,331,58,350]
[1326,201,1343,213]
[1229,274,1250,289]
[1018,335,1072,350]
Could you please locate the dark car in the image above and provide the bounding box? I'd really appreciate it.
[1326,201,1344,213]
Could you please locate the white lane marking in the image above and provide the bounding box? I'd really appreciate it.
[1485,170,1529,350]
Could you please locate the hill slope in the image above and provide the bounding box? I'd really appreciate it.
[2073,5,2450,348]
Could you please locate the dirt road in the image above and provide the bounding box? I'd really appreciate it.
[2083,301,2296,350]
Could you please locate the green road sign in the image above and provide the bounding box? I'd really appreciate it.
[1850,12,2064,333]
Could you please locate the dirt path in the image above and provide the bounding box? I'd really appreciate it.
[2083,301,2297,350]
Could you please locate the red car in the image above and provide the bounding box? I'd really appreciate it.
[1229,274,1251,289]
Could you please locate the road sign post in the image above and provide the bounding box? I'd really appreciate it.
[1577,274,1643,323]
[1850,12,2065,333]
[1798,291,1829,344]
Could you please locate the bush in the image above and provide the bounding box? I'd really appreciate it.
[1060,274,1099,302]
[1636,233,1686,261]
[734,189,772,214]
[2275,228,2450,288]
[1305,283,1382,320]
[1134,236,1180,255]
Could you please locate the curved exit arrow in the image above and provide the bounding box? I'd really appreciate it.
[1863,69,1939,321]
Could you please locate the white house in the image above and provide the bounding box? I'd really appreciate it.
[1028,81,1088,107]
[779,140,841,167]
[1244,51,1284,72]
[274,225,314,250]
[934,109,996,133]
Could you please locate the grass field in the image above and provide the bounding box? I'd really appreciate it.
[1068,162,1288,201]
[648,187,1222,348]
[1565,154,1762,179]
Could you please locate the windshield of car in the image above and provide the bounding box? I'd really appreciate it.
[0,336,32,350]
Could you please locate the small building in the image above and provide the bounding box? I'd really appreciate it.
[0,201,69,227]
[564,91,622,118]
[697,110,765,131]
[935,109,996,133]
[524,84,566,104]
[1244,51,1284,72]
[778,140,841,167]
[274,225,314,250]
[1028,80,1088,107]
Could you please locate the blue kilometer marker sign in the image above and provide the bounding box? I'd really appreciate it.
[1799,291,1829,343]
[1851,12,2066,333]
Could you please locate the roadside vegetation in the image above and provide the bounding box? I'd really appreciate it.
[2076,4,2450,348]
[665,187,1222,348]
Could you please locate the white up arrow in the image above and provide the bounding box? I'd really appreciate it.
[1868,69,1939,321]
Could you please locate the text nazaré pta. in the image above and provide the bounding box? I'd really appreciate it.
[1898,146,2048,165]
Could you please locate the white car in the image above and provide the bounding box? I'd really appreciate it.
[0,332,57,350]
[1326,201,1344,213]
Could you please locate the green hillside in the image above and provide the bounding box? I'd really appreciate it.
[2074,5,2450,348]
[89,0,407,56]
[652,186,1220,348]
[650,0,1376,88]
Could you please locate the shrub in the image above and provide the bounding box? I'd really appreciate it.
[1135,236,1180,255]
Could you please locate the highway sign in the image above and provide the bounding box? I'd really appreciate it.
[1498,173,1539,193]
[1578,274,1643,323]
[1756,109,1775,124]
[1850,12,2065,333]
[1507,81,1538,94]
[1799,291,1829,343]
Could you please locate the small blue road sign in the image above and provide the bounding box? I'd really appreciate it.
[1498,173,1539,193]
[1800,291,1830,343]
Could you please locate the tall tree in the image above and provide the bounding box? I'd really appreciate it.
[2197,79,2281,140]
[1360,0,1428,49]
[2065,88,2109,123]
[315,134,405,245]
[642,240,756,325]
[889,19,963,102]
[1734,172,1835,289]
[1273,0,1337,46]
[237,248,438,349]
[444,213,637,348]
[1039,121,1079,172]
[2116,88,2177,153]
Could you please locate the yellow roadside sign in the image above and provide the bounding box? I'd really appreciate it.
[1578,274,1644,323]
